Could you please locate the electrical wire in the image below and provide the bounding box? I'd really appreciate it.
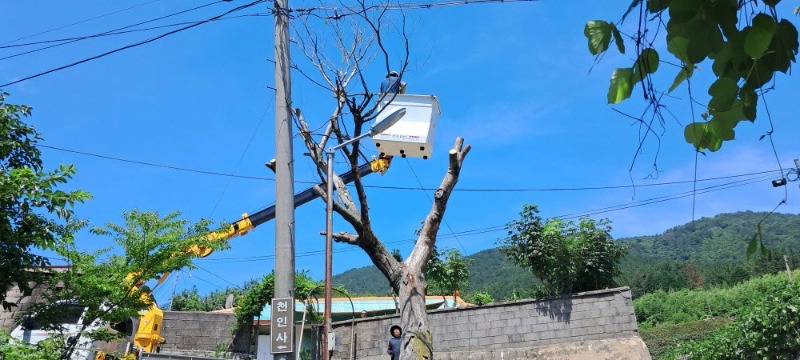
[36,143,786,193]
[209,92,274,217]
[0,0,162,46]
[0,0,266,88]
[196,265,240,287]
[38,144,274,181]
[0,0,228,61]
[195,173,783,264]
[0,13,265,50]
[403,157,466,252]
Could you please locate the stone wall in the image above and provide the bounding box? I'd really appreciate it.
[158,311,250,358]
[330,287,651,360]
[1,282,46,332]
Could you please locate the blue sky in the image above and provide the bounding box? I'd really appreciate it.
[2,0,799,304]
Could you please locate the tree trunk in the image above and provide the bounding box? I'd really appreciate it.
[397,267,432,360]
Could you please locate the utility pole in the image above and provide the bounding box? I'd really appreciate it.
[273,0,295,359]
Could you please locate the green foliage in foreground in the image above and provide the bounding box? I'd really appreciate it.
[233,272,322,329]
[660,278,800,359]
[0,330,61,360]
[588,1,799,152]
[635,271,797,327]
[1,92,91,310]
[639,318,730,358]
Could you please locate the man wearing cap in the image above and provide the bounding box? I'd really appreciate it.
[387,325,402,360]
[380,71,407,94]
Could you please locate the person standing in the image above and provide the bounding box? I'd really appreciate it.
[387,325,402,360]
[380,71,407,94]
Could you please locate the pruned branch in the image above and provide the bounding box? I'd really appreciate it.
[408,138,471,270]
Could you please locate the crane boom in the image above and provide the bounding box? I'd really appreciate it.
[131,156,392,355]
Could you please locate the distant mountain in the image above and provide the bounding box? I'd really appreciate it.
[332,248,535,300]
[619,211,800,263]
[333,211,800,300]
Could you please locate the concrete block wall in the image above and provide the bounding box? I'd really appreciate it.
[330,287,650,360]
[159,311,250,357]
[1,282,45,332]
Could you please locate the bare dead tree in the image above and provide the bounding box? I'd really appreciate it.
[291,1,470,358]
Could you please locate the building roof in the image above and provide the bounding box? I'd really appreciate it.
[255,295,468,322]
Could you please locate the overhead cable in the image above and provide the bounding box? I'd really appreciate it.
[0,0,266,88]
[1,0,227,61]
[0,0,162,46]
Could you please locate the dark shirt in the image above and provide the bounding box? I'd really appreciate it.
[387,336,401,360]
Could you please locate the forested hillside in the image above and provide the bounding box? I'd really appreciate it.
[333,211,800,300]
[620,211,800,262]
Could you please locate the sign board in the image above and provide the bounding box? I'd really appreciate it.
[270,297,294,354]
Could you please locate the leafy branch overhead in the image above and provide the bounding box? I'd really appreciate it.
[585,0,798,152]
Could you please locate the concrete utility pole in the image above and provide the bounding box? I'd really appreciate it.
[273,0,295,359]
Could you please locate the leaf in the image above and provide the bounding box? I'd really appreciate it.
[607,68,635,104]
[612,25,626,54]
[746,233,759,259]
[741,87,758,121]
[646,0,670,13]
[621,0,643,23]
[744,14,778,59]
[708,77,739,112]
[669,0,700,23]
[684,122,711,150]
[585,20,613,55]
[669,65,694,92]
[762,0,780,7]
[766,19,799,74]
[633,48,660,82]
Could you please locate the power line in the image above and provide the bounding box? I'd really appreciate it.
[294,0,537,19]
[0,14,264,50]
[0,0,228,61]
[0,0,162,46]
[0,0,266,88]
[38,144,274,181]
[38,143,785,193]
[403,157,466,252]
[196,174,781,264]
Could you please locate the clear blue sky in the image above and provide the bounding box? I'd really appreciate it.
[2,0,799,304]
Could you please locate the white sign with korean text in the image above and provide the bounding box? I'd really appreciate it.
[270,297,294,354]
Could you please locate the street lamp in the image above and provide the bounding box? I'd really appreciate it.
[322,108,406,359]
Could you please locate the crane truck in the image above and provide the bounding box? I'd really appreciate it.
[128,155,392,357]
[11,156,391,360]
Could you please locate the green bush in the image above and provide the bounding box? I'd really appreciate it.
[465,290,494,305]
[661,280,800,359]
[635,271,798,327]
[0,330,62,360]
[639,318,729,358]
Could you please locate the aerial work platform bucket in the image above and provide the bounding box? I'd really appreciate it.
[372,94,440,159]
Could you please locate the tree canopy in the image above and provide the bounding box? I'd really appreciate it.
[0,91,91,310]
[500,204,627,295]
[21,210,222,359]
[587,0,799,152]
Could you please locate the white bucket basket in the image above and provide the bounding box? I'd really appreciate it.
[372,94,440,159]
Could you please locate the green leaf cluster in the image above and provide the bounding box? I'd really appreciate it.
[659,272,800,359]
[500,204,627,295]
[425,248,471,296]
[25,210,220,359]
[233,272,323,330]
[638,318,730,358]
[0,330,62,360]
[0,92,91,310]
[463,290,494,306]
[587,0,799,152]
